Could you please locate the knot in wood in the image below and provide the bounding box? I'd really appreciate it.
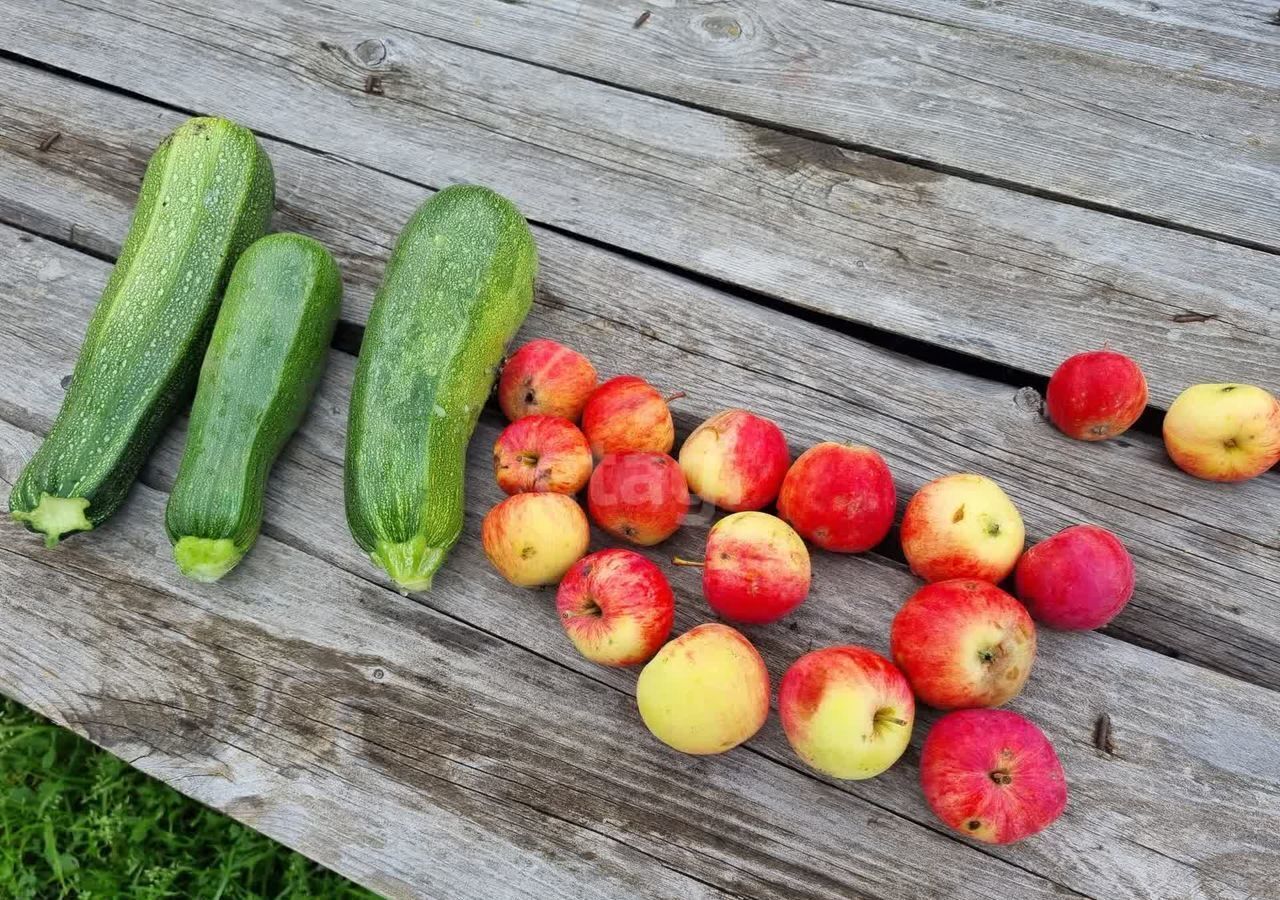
[1013,386,1044,417]
[354,38,388,67]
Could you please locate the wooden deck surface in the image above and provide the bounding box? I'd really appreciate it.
[1,1,1277,897]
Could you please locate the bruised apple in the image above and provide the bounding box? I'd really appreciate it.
[481,493,589,587]
[636,623,769,754]
[777,443,896,552]
[900,474,1024,583]
[921,709,1068,845]
[678,409,790,511]
[588,452,689,545]
[1015,525,1134,630]
[498,338,598,422]
[493,415,593,495]
[581,375,678,458]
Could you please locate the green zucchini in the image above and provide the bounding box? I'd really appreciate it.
[165,234,342,581]
[8,116,274,547]
[345,185,538,592]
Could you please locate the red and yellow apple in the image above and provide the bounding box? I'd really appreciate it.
[1046,350,1148,441]
[492,415,593,495]
[1015,525,1134,630]
[890,579,1036,709]
[481,493,590,587]
[779,646,915,780]
[587,451,689,545]
[580,375,677,458]
[636,623,769,755]
[678,409,790,511]
[900,474,1025,583]
[556,549,674,666]
[676,511,810,624]
[498,338,598,422]
[1162,383,1280,482]
[777,443,896,553]
[920,708,1068,845]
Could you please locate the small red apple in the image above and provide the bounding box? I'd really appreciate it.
[777,442,896,552]
[481,493,590,587]
[580,375,678,459]
[1014,525,1134,630]
[890,579,1036,709]
[675,511,810,624]
[556,549,675,666]
[678,409,790,511]
[1046,350,1148,441]
[588,452,690,545]
[920,708,1068,845]
[499,338,599,422]
[492,415,593,495]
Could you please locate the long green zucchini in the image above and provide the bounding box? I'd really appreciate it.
[345,185,538,592]
[8,117,274,546]
[165,234,342,581]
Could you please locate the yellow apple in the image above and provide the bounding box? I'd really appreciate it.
[481,493,590,587]
[1163,383,1280,482]
[636,623,769,754]
[900,474,1025,583]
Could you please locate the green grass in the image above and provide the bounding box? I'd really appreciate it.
[0,698,379,899]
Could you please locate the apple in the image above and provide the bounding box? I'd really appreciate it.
[481,493,590,587]
[674,511,810,624]
[1046,350,1148,441]
[778,646,915,780]
[777,442,896,552]
[1162,383,1280,482]
[920,708,1068,845]
[492,415,593,495]
[890,579,1036,709]
[498,338,598,422]
[588,452,690,546]
[556,549,674,666]
[580,375,678,458]
[900,474,1025,583]
[636,623,769,754]
[1015,525,1134,630]
[677,409,790,511]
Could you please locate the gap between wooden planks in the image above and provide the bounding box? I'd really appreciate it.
[0,3,1276,406]
[1,59,1278,695]
[4,221,1280,899]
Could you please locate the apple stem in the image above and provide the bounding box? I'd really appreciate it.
[671,556,706,568]
[664,390,687,404]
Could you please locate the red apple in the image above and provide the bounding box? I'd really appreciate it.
[777,443,896,552]
[588,452,689,545]
[580,375,677,459]
[492,415,593,495]
[676,511,810,624]
[556,549,674,666]
[498,338,598,422]
[481,493,590,587]
[779,646,915,780]
[890,580,1036,709]
[900,474,1025,583]
[1046,350,1148,441]
[921,709,1068,845]
[678,409,790,511]
[1015,525,1134,630]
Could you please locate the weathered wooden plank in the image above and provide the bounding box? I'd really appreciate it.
[2,65,1278,696]
[1,7,1276,407]
[353,0,1280,245]
[2,226,1280,900]
[829,1,1280,90]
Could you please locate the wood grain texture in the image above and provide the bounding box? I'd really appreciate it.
[2,62,1278,694]
[4,226,1280,899]
[1,6,1277,408]
[829,1,1280,90]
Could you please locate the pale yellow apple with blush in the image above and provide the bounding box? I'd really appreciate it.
[636,623,769,754]
[900,474,1024,583]
[481,493,590,587]
[1163,383,1280,482]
